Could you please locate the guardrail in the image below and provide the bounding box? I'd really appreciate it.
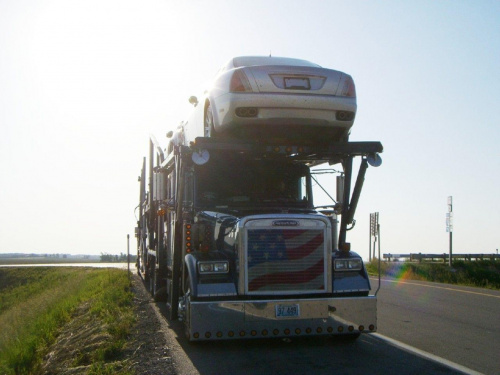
[382,253,500,262]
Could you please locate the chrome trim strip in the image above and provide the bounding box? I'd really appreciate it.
[187,296,376,340]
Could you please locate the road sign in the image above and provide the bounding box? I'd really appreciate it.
[446,197,453,233]
[370,212,379,236]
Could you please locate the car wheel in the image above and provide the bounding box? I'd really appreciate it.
[204,103,215,137]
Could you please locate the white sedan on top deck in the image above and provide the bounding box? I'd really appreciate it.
[181,56,357,145]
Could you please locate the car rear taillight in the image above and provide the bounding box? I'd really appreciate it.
[230,69,252,92]
[340,76,356,97]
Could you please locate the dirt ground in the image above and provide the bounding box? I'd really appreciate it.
[41,274,177,375]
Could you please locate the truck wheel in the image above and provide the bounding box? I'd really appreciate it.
[143,256,150,283]
[339,333,360,341]
[153,271,167,302]
[204,103,215,137]
[182,279,192,340]
[148,261,156,296]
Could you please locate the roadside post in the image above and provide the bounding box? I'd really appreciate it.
[446,196,453,267]
[127,234,130,282]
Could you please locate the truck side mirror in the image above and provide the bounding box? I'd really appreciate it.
[189,96,199,106]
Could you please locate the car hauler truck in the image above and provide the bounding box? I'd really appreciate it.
[135,133,382,341]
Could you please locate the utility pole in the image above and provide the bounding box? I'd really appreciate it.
[446,196,453,267]
[369,225,372,262]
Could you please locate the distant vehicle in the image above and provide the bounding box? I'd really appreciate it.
[183,56,357,144]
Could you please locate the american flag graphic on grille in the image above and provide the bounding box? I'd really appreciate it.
[246,228,325,293]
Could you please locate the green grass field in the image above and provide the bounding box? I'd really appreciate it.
[0,267,134,374]
[366,259,500,289]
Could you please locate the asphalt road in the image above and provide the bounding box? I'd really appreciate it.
[374,277,500,375]
[153,277,500,375]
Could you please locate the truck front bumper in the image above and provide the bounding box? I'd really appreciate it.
[187,296,376,341]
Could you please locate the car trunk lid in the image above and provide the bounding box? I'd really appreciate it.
[243,65,345,95]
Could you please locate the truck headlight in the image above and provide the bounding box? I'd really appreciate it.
[198,261,229,274]
[334,258,362,271]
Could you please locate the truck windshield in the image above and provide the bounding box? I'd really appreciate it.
[194,158,312,210]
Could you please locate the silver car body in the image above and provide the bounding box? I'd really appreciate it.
[181,56,357,144]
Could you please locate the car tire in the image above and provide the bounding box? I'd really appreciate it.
[204,103,216,138]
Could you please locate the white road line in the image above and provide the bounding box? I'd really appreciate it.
[370,277,500,299]
[372,333,484,375]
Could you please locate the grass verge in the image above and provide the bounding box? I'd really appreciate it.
[0,267,134,374]
[366,259,500,290]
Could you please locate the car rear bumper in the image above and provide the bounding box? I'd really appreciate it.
[186,295,376,341]
[213,92,357,133]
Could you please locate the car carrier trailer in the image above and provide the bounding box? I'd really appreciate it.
[135,135,383,341]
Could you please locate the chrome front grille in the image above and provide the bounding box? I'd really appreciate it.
[245,224,328,295]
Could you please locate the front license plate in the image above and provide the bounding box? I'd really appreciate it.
[276,304,300,318]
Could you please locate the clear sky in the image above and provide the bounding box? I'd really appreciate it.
[1,0,499,258]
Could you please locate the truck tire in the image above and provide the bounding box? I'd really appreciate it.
[182,278,192,340]
[338,332,361,341]
[148,260,156,295]
[143,255,150,283]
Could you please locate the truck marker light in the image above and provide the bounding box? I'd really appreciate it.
[295,328,301,335]
[316,327,323,333]
[185,224,192,252]
[327,327,333,333]
[228,331,234,337]
[273,329,279,335]
[359,325,364,332]
[340,242,351,252]
[284,329,290,335]
[251,330,257,336]
[193,332,200,339]
[239,331,246,337]
[262,329,268,336]
[348,326,354,332]
[216,331,223,338]
[306,328,312,334]
[338,326,344,333]
[205,332,211,338]
[369,325,375,331]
